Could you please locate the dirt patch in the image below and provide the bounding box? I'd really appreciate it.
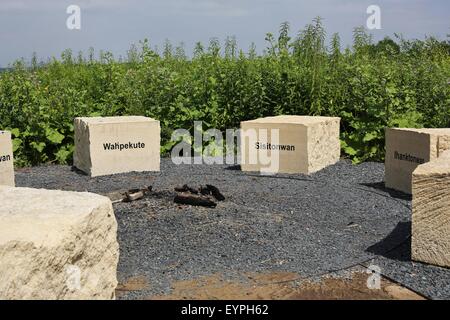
[148,272,425,300]
[116,276,149,299]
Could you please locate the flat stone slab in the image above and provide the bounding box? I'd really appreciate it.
[240,115,340,174]
[74,116,160,177]
[0,131,15,187]
[385,128,450,194]
[0,186,119,300]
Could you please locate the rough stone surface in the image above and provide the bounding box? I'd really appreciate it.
[439,136,450,155]
[385,128,450,194]
[0,131,15,187]
[0,186,119,300]
[240,116,340,174]
[412,150,450,268]
[74,116,160,177]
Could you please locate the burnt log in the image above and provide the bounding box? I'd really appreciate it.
[174,184,199,194]
[205,184,225,201]
[174,193,217,208]
[124,190,144,202]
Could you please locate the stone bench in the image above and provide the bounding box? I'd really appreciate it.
[412,150,450,268]
[74,116,160,177]
[0,186,119,300]
[385,128,450,194]
[240,116,340,174]
[0,131,14,187]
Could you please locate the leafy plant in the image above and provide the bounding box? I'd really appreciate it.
[0,19,449,166]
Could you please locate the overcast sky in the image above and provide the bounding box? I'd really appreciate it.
[0,0,449,66]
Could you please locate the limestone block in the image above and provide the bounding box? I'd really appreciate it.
[0,131,15,187]
[240,116,340,174]
[74,116,160,177]
[0,186,119,300]
[385,128,450,194]
[412,150,450,268]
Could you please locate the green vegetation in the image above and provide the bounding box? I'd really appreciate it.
[1,18,449,167]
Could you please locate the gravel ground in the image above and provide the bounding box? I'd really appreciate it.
[15,159,450,300]
[362,242,450,300]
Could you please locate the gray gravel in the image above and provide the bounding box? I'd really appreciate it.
[362,241,450,300]
[15,159,450,300]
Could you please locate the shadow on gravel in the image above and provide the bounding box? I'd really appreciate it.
[225,165,241,171]
[241,174,315,183]
[366,221,412,262]
[360,182,412,201]
[70,166,88,176]
[224,166,315,182]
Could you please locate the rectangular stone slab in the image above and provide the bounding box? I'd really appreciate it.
[385,128,450,194]
[74,116,160,177]
[0,131,15,187]
[0,186,119,299]
[412,151,450,268]
[240,116,340,174]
